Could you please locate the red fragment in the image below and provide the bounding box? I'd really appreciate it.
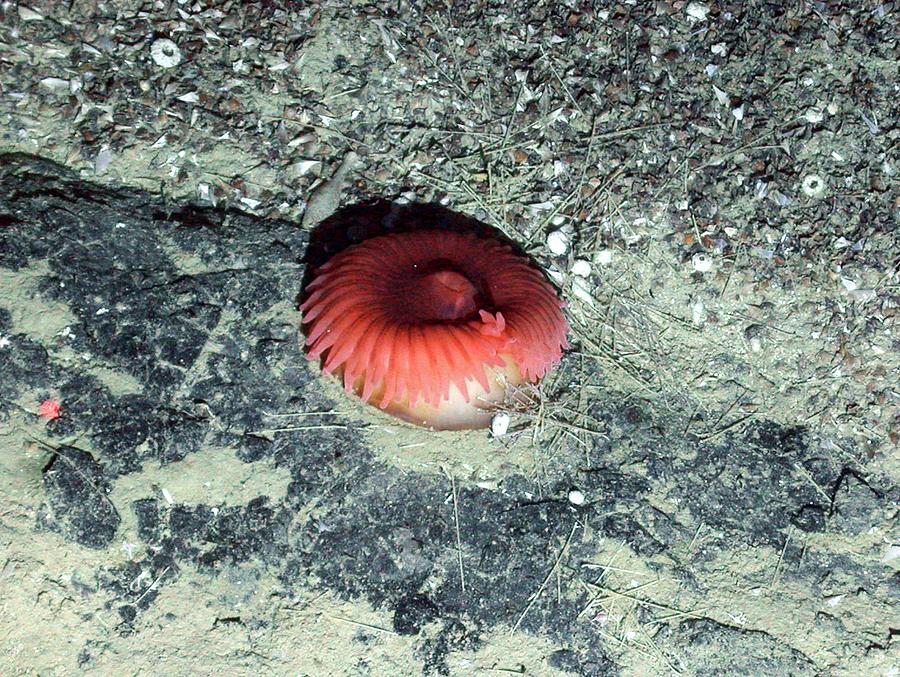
[39,399,61,420]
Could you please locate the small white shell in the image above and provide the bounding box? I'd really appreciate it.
[546,266,565,284]
[546,230,569,255]
[692,252,714,273]
[571,277,595,306]
[490,412,511,437]
[150,38,181,68]
[686,2,710,20]
[882,544,900,563]
[571,259,592,277]
[594,248,613,266]
[291,159,321,177]
[801,174,827,198]
[692,301,706,325]
[804,106,825,124]
[567,489,585,505]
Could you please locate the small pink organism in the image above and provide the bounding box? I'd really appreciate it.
[38,399,61,420]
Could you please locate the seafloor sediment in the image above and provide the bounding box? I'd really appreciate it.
[1,2,897,675]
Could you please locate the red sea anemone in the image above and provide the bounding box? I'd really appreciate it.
[299,229,569,430]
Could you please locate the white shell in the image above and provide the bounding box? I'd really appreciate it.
[490,412,511,437]
[571,259,592,277]
[150,38,182,68]
[567,489,585,505]
[801,174,827,198]
[805,106,825,124]
[546,266,565,284]
[692,301,706,325]
[594,248,613,266]
[686,2,710,20]
[882,544,900,563]
[692,252,714,273]
[571,277,595,306]
[546,230,569,255]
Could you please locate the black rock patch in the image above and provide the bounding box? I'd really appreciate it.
[38,445,121,549]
